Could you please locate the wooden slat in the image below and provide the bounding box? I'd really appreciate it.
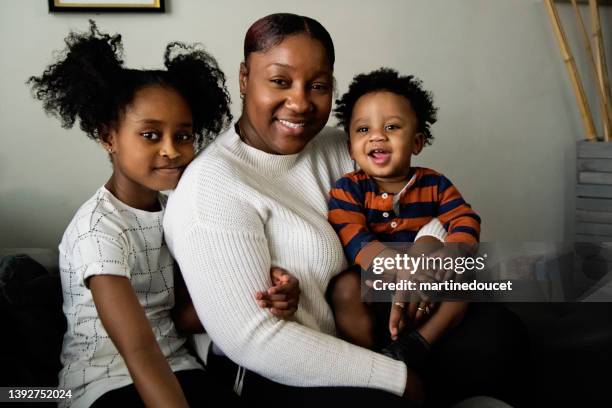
[575,234,612,242]
[576,222,612,235]
[578,141,612,158]
[578,159,612,172]
[576,197,612,211]
[579,171,612,184]
[558,0,612,4]
[577,184,612,198]
[577,209,612,223]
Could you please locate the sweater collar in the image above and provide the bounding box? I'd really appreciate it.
[218,124,304,175]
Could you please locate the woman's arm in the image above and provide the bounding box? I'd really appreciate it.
[90,275,189,408]
[170,223,409,396]
[172,266,301,334]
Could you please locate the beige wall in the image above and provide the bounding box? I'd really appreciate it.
[1,0,610,248]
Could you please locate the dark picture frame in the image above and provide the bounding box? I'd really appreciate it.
[48,0,165,13]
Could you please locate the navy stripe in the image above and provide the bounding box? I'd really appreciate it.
[333,177,365,203]
[328,198,362,213]
[364,208,396,223]
[444,213,480,231]
[377,230,418,243]
[345,230,378,263]
[439,198,466,214]
[330,222,347,234]
[464,212,481,224]
[356,177,379,195]
[450,226,479,239]
[438,176,453,194]
[398,202,437,218]
[413,174,440,188]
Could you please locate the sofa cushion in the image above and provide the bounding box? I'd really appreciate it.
[0,253,65,386]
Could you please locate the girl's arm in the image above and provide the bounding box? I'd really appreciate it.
[89,275,189,408]
[172,268,204,334]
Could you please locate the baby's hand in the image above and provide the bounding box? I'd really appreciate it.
[255,267,300,319]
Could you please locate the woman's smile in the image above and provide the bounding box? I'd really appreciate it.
[238,33,333,155]
[278,118,306,129]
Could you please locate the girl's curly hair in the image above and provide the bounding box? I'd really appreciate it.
[28,20,232,149]
[334,68,438,145]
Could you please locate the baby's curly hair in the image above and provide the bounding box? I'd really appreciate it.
[334,68,438,145]
[28,20,232,149]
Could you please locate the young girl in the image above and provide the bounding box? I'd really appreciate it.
[29,22,297,408]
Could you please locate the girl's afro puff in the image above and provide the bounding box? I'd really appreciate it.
[28,20,232,148]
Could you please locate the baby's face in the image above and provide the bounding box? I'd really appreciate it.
[349,91,424,183]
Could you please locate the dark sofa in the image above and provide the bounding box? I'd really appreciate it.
[1,248,611,407]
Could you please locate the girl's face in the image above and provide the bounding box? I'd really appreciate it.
[349,91,424,184]
[239,34,333,155]
[104,85,195,194]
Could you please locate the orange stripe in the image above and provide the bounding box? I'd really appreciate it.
[329,188,360,205]
[328,209,366,225]
[338,223,367,246]
[445,231,478,244]
[348,171,371,182]
[368,216,433,234]
[439,206,478,226]
[364,192,392,211]
[394,216,434,231]
[439,185,461,202]
[419,167,439,177]
[402,185,437,202]
[355,241,387,270]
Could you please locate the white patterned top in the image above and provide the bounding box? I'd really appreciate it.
[58,186,201,408]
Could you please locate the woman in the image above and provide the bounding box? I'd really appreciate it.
[164,13,529,407]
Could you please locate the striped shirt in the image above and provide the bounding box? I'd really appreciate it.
[328,168,481,270]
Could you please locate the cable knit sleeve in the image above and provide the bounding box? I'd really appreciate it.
[171,221,407,395]
[414,217,448,242]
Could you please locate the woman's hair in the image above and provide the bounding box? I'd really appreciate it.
[28,20,232,148]
[244,13,335,69]
[334,68,438,146]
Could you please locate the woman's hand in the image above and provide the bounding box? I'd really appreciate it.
[389,299,438,340]
[255,267,300,319]
[408,300,437,325]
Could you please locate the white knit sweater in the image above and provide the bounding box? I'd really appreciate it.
[164,126,409,395]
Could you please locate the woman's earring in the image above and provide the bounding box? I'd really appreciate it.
[240,92,245,100]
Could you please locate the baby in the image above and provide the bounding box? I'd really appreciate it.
[328,68,480,371]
